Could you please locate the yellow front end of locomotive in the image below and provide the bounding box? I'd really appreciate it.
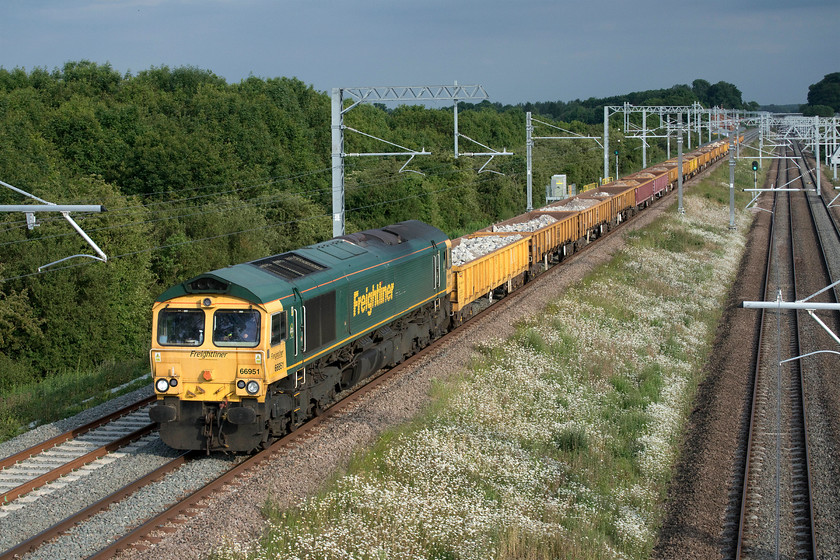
[150,294,288,404]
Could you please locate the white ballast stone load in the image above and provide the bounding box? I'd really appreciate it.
[491,214,557,233]
[554,198,599,211]
[452,235,522,266]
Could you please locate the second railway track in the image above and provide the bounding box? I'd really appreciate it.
[735,145,815,558]
[734,141,840,558]
[0,396,157,510]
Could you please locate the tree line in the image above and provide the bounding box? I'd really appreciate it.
[801,73,840,117]
[0,60,738,389]
[456,78,758,124]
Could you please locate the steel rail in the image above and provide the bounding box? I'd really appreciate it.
[0,395,155,471]
[0,423,156,505]
[736,154,778,558]
[0,451,195,560]
[786,144,817,557]
[736,143,818,558]
[791,139,840,558]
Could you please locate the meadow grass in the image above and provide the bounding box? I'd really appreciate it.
[213,160,758,560]
[0,359,150,442]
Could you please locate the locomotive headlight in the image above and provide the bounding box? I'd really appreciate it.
[237,380,246,389]
[155,378,170,393]
[168,378,178,388]
[245,380,260,395]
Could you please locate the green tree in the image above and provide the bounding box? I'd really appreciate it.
[706,81,744,108]
[806,73,840,113]
[53,60,122,98]
[801,104,834,117]
[0,265,44,387]
[692,79,712,104]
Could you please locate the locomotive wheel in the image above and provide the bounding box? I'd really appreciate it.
[308,400,323,418]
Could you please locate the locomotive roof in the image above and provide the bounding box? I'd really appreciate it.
[156,220,448,305]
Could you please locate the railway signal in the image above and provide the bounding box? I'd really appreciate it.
[614,140,620,179]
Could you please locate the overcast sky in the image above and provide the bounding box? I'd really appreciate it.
[1,0,836,106]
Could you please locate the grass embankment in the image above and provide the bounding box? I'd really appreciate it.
[0,359,150,442]
[214,161,760,559]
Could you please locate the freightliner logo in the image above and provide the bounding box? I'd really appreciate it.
[353,281,395,317]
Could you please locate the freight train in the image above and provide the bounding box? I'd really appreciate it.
[149,137,739,452]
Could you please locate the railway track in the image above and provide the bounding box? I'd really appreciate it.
[0,153,730,559]
[0,396,156,512]
[0,271,545,558]
[1,451,196,560]
[794,142,840,555]
[731,141,840,558]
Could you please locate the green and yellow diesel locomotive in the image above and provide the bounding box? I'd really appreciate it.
[150,221,451,452]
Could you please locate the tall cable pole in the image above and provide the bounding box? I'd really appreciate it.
[331,88,345,237]
[677,114,684,214]
[642,108,647,169]
[603,106,610,181]
[729,128,736,230]
[526,112,533,211]
[815,116,821,194]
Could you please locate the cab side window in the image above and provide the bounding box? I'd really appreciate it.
[271,311,287,346]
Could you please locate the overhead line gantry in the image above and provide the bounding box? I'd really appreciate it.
[331,83,511,237]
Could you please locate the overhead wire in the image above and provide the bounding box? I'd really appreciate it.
[0,160,515,247]
[0,157,459,234]
[0,164,341,233]
[3,151,502,230]
[0,169,341,236]
[0,189,318,248]
[0,169,508,283]
[0,212,331,283]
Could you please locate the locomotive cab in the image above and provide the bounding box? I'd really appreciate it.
[150,291,290,452]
